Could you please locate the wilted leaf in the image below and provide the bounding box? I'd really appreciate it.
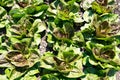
[6,51,29,67]
[95,21,111,37]
[0,53,11,67]
[63,59,84,78]
[96,0,108,6]
[92,1,111,14]
[92,46,116,62]
[12,43,26,51]
[53,28,69,39]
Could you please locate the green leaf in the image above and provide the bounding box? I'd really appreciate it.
[83,10,94,22]
[99,13,119,23]
[10,37,21,44]
[67,1,80,13]
[81,74,100,80]
[5,68,14,79]
[74,13,84,23]
[34,34,41,46]
[9,9,26,19]
[21,75,37,80]
[21,69,39,80]
[40,52,55,70]
[82,0,94,10]
[5,68,26,80]
[72,31,84,43]
[32,0,43,5]
[35,4,49,12]
[0,20,9,28]
[25,6,36,14]
[47,34,55,44]
[57,9,70,20]
[28,50,40,67]
[41,74,59,80]
[0,6,7,20]
[0,75,8,80]
[32,19,46,33]
[0,0,14,7]
[46,8,57,17]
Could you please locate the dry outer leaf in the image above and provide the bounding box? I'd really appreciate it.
[6,51,29,67]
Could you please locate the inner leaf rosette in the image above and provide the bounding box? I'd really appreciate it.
[92,47,115,62]
[93,16,120,38]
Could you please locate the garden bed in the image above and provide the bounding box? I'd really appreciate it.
[0,0,120,80]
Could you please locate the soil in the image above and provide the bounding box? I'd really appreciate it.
[114,0,120,18]
[114,0,120,80]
